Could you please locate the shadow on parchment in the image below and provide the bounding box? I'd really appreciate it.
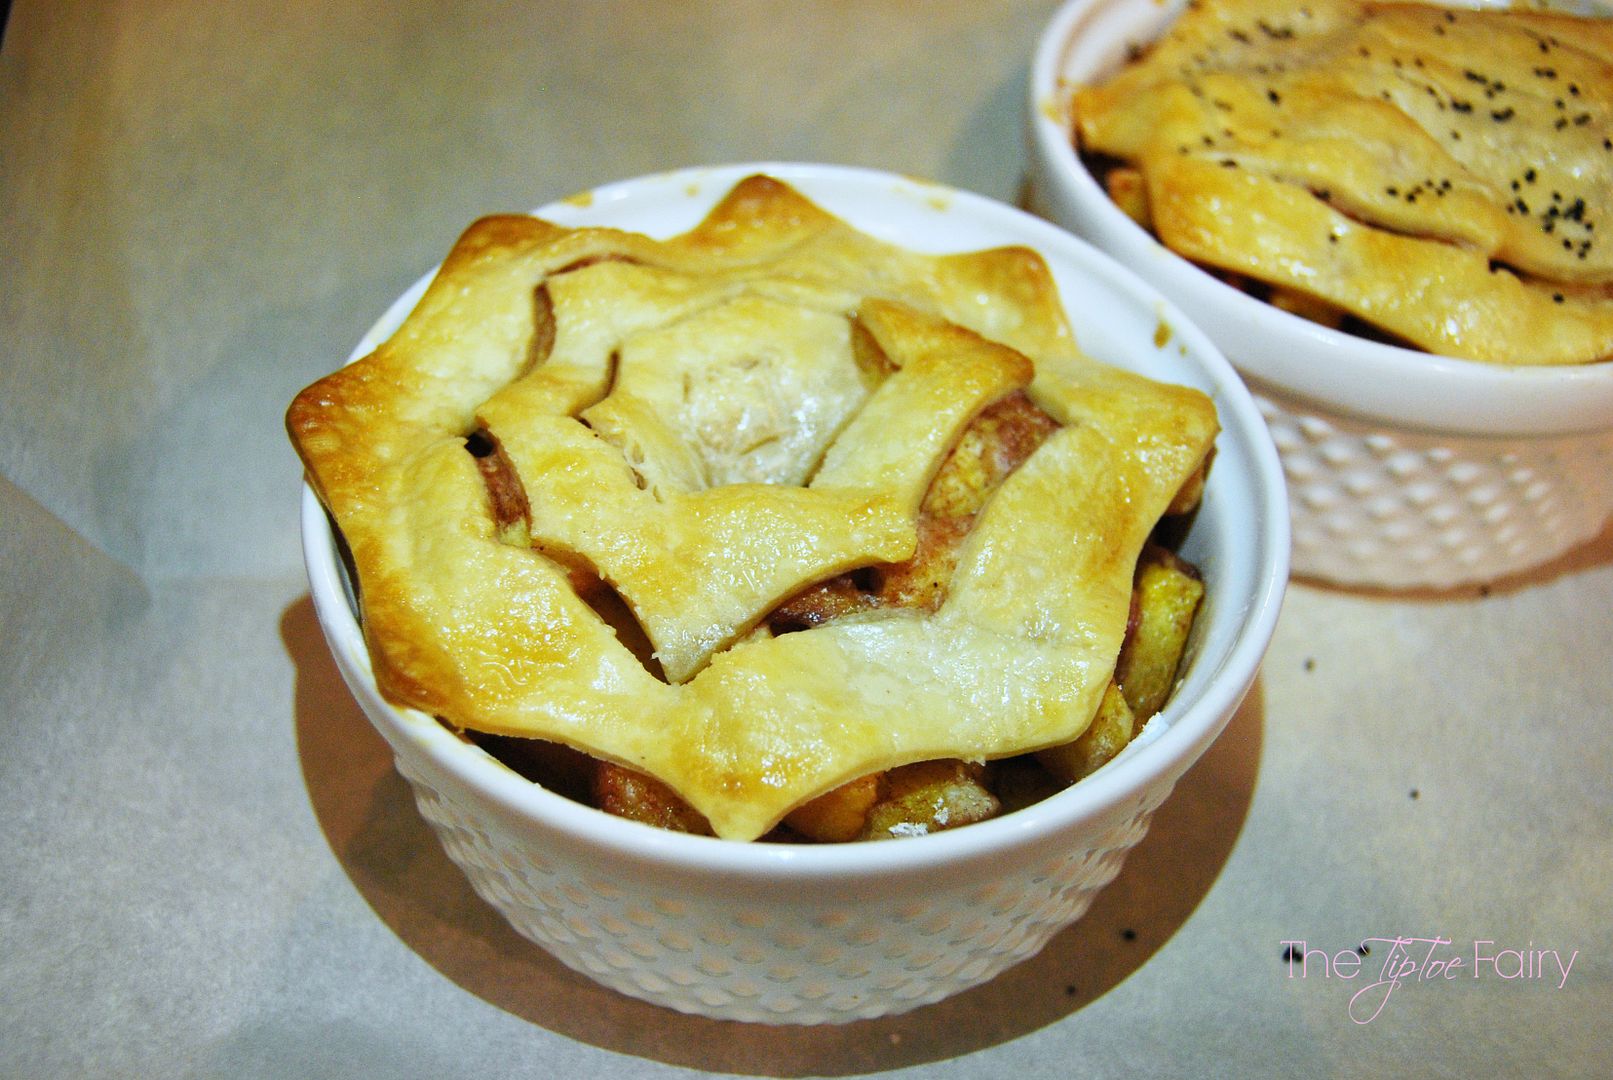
[282,595,1263,1076]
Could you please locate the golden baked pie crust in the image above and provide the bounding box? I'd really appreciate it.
[288,176,1218,840]
[1075,0,1613,364]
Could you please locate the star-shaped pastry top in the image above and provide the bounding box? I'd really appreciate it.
[288,175,1218,840]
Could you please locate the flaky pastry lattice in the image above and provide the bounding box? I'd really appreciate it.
[288,176,1217,840]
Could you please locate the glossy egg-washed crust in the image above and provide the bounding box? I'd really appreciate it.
[287,175,1218,840]
[1075,0,1613,364]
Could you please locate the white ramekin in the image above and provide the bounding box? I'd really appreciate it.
[301,162,1289,1023]
[1028,0,1613,589]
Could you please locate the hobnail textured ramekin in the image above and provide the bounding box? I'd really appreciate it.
[301,162,1289,1023]
[1028,0,1613,589]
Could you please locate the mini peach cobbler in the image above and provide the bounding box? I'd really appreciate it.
[1074,0,1613,365]
[286,176,1217,842]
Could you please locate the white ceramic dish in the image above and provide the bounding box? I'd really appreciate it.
[301,162,1289,1023]
[1028,0,1613,589]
